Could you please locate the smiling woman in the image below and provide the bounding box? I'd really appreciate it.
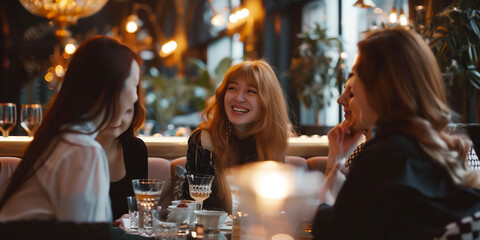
[180,59,294,213]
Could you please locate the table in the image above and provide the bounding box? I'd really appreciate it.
[0,135,329,159]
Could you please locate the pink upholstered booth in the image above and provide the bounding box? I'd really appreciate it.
[0,157,21,195]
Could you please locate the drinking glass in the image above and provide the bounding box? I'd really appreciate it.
[0,103,17,137]
[20,104,42,137]
[186,174,214,211]
[132,179,165,237]
[126,196,139,230]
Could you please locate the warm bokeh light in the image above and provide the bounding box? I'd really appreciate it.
[399,10,407,26]
[229,13,238,23]
[64,43,76,55]
[160,40,177,57]
[55,65,65,77]
[389,7,398,24]
[229,8,249,24]
[126,21,138,33]
[211,14,225,27]
[340,52,348,59]
[254,171,289,199]
[125,15,139,33]
[44,72,53,82]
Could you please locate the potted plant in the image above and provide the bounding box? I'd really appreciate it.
[287,23,345,125]
[420,0,480,121]
[420,0,480,153]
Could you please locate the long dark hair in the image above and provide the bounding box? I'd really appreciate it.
[0,36,142,210]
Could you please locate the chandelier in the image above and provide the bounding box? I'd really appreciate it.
[19,0,109,89]
[19,0,109,41]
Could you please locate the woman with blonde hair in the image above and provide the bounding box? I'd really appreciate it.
[313,28,480,239]
[181,59,292,212]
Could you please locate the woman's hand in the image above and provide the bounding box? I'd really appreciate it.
[328,121,364,160]
[112,214,129,227]
[326,121,364,175]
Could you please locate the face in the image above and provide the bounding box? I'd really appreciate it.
[224,77,261,134]
[103,60,139,137]
[349,70,378,130]
[337,77,353,123]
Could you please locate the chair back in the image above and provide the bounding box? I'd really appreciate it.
[0,157,21,195]
[148,157,172,208]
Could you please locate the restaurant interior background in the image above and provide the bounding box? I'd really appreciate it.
[0,0,478,137]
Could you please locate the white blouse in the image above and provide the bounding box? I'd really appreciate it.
[0,122,112,223]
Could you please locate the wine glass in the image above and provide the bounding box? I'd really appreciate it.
[0,103,17,137]
[20,104,42,137]
[132,179,165,237]
[186,174,215,211]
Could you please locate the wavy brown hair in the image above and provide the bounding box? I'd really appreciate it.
[0,36,143,211]
[355,28,479,188]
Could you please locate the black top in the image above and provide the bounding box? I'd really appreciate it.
[109,137,148,220]
[181,130,258,211]
[313,126,480,240]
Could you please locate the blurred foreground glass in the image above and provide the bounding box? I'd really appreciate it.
[126,196,139,229]
[232,161,323,239]
[20,104,42,137]
[153,207,178,240]
[186,174,214,210]
[0,103,17,137]
[132,179,165,237]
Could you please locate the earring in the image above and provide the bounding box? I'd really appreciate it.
[226,118,232,139]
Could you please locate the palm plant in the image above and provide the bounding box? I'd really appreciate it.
[420,0,480,122]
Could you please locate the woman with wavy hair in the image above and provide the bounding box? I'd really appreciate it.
[181,59,292,212]
[0,36,142,223]
[313,28,480,239]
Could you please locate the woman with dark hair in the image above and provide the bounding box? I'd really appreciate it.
[96,79,147,221]
[181,60,293,213]
[313,28,480,239]
[0,36,142,223]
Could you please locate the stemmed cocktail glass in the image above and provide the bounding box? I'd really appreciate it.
[187,174,214,211]
[20,104,42,137]
[0,103,16,137]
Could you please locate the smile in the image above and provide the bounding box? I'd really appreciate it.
[232,106,249,113]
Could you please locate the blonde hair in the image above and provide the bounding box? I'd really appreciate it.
[193,60,292,211]
[355,28,480,188]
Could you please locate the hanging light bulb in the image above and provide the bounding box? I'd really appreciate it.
[399,9,407,26]
[125,14,139,33]
[389,7,398,24]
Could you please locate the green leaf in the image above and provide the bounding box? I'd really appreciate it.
[447,35,457,50]
[469,70,480,90]
[470,18,480,36]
